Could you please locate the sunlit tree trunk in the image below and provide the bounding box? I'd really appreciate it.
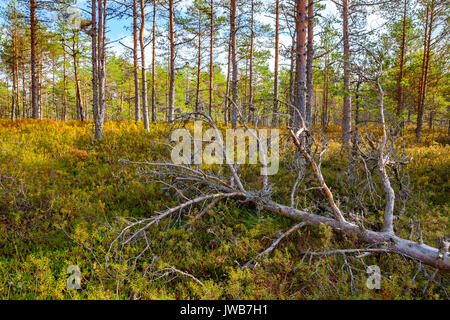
[342,0,351,145]
[416,4,434,140]
[73,32,84,121]
[61,40,66,121]
[224,41,231,125]
[30,0,39,119]
[168,0,175,122]
[209,0,214,117]
[195,7,202,113]
[230,0,238,129]
[248,0,254,123]
[305,0,314,131]
[133,0,140,121]
[272,0,280,127]
[151,0,157,122]
[91,0,98,125]
[321,56,329,130]
[140,0,149,131]
[396,0,408,119]
[293,0,307,126]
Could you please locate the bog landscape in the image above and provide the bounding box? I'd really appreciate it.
[0,0,448,300]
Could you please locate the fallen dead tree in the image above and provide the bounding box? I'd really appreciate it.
[113,107,448,272]
[112,49,448,274]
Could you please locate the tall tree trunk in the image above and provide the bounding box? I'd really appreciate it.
[293,0,307,126]
[396,0,407,118]
[195,7,202,113]
[416,5,434,140]
[168,0,175,122]
[62,36,67,121]
[22,63,27,118]
[5,78,10,119]
[140,0,149,131]
[11,66,16,120]
[133,0,140,121]
[52,56,56,119]
[209,0,214,117]
[305,0,314,131]
[288,37,295,123]
[151,0,157,122]
[272,0,280,127]
[91,0,98,124]
[416,6,428,135]
[248,0,254,122]
[230,0,238,129]
[352,80,361,151]
[30,0,39,119]
[321,56,329,130]
[224,41,231,125]
[342,0,352,145]
[73,33,84,121]
[92,0,107,140]
[38,53,42,118]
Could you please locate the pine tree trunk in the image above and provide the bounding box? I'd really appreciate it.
[305,0,314,131]
[209,0,214,117]
[30,0,39,119]
[151,0,157,122]
[62,36,67,121]
[321,57,329,130]
[342,0,352,145]
[168,0,175,122]
[416,5,434,140]
[91,0,98,126]
[73,32,84,121]
[272,0,280,127]
[195,8,202,113]
[248,0,254,123]
[224,42,231,125]
[293,0,307,126]
[396,0,407,118]
[133,0,140,122]
[230,0,238,129]
[140,0,149,131]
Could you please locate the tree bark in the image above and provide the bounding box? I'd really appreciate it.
[30,0,39,119]
[293,0,307,126]
[230,0,238,129]
[321,56,329,130]
[396,0,408,118]
[91,0,98,126]
[209,0,214,117]
[62,36,67,121]
[133,0,141,122]
[272,0,280,127]
[342,0,352,145]
[248,0,255,123]
[140,0,149,131]
[73,32,84,121]
[224,41,232,125]
[92,0,107,140]
[168,0,175,122]
[305,0,314,131]
[151,0,157,122]
[195,7,202,113]
[416,5,434,140]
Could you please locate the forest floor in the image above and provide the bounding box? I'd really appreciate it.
[0,119,448,299]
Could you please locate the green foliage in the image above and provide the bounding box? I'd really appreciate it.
[0,120,448,300]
